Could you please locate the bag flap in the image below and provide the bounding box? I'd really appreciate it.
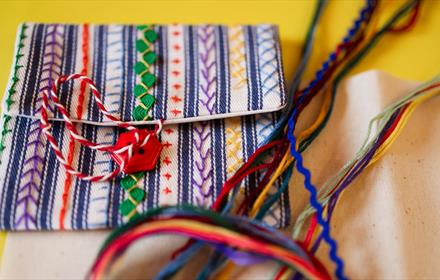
[3,23,286,126]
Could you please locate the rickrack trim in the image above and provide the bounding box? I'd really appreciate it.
[119,25,158,220]
[0,24,27,159]
[133,24,157,121]
[119,172,145,219]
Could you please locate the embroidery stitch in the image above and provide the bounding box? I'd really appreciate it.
[226,126,243,174]
[0,24,290,230]
[193,121,213,206]
[0,24,27,160]
[257,25,280,98]
[228,25,247,89]
[16,24,64,229]
[198,25,217,115]
[191,25,217,206]
[168,24,184,119]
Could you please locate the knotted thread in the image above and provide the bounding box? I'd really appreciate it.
[40,73,162,182]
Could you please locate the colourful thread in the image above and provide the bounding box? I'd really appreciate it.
[0,24,27,160]
[16,24,63,229]
[59,24,89,229]
[228,25,247,89]
[89,206,330,280]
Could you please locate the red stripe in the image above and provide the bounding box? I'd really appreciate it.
[60,24,89,229]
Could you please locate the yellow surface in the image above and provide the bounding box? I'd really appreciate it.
[0,0,439,265]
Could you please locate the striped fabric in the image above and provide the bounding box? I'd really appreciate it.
[6,24,286,125]
[0,23,289,230]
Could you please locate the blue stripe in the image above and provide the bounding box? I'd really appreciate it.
[212,119,226,199]
[215,26,230,114]
[73,26,105,229]
[184,26,198,118]
[37,120,64,229]
[2,118,30,228]
[244,26,261,111]
[121,25,136,121]
[152,26,167,120]
[178,123,193,203]
[38,25,76,229]
[109,25,135,226]
[5,25,47,227]
[109,128,122,227]
[20,24,45,116]
[58,25,79,117]
[241,115,258,200]
[1,25,41,226]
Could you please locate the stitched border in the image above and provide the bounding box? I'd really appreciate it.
[0,24,28,160]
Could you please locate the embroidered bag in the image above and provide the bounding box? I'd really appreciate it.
[0,23,289,230]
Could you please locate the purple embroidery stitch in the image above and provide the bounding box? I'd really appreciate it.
[198,25,217,114]
[193,121,213,206]
[192,25,217,206]
[15,24,63,229]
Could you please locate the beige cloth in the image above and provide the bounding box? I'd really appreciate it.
[1,71,439,279]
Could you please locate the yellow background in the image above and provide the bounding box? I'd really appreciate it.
[0,0,439,264]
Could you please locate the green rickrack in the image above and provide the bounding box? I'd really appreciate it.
[119,25,158,220]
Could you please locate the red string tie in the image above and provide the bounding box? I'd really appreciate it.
[40,73,163,182]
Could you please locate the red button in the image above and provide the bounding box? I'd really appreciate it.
[110,129,162,174]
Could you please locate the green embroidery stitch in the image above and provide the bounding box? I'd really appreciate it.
[0,24,27,162]
[119,25,158,220]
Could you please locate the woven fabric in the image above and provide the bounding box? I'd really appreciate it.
[6,23,286,125]
[0,23,289,230]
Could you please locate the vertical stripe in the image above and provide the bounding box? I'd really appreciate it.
[167,24,185,120]
[152,26,168,120]
[184,26,198,118]
[212,119,227,199]
[228,25,249,113]
[0,23,36,227]
[121,25,137,122]
[37,120,63,229]
[178,123,193,203]
[215,26,230,114]
[244,26,261,111]
[2,118,30,229]
[20,24,45,115]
